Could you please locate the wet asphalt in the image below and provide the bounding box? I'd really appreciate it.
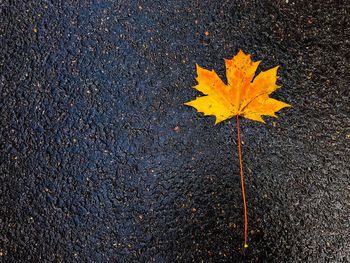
[1,1,350,262]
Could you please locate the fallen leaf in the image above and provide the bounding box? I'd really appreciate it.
[184,50,291,248]
[185,50,290,124]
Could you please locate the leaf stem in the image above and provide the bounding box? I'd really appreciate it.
[236,115,248,248]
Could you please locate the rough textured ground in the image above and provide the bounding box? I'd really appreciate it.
[1,0,349,262]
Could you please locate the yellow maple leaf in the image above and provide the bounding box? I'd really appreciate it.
[185,50,291,124]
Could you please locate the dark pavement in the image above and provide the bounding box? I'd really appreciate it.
[1,1,349,262]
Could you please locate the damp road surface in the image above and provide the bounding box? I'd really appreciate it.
[1,1,349,262]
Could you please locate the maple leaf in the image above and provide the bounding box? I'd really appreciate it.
[184,50,290,124]
[184,50,291,248]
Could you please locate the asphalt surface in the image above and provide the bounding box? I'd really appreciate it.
[1,1,350,262]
